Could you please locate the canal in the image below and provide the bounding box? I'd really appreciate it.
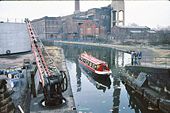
[59,44,163,113]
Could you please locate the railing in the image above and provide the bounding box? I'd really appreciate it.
[126,56,170,68]
[0,18,24,23]
[147,57,170,68]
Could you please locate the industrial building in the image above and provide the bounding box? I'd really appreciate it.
[0,22,34,113]
[79,19,100,38]
[111,0,125,27]
[74,0,80,14]
[111,25,157,43]
[31,16,63,39]
[85,6,111,34]
[0,21,76,113]
[62,14,79,39]
[31,5,111,40]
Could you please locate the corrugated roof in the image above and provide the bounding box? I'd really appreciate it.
[130,30,142,33]
[147,30,156,33]
[117,25,150,29]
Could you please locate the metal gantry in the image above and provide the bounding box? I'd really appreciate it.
[25,18,67,107]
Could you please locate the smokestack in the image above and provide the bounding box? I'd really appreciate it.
[74,0,80,14]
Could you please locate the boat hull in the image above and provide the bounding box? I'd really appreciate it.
[78,60,111,76]
[79,65,111,92]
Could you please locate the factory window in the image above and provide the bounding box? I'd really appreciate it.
[96,28,99,34]
[51,20,56,25]
[50,34,54,38]
[119,10,124,21]
[50,20,53,25]
[112,11,116,20]
[87,28,92,34]
[47,21,50,25]
[80,28,83,33]
[87,28,91,31]
[101,15,106,19]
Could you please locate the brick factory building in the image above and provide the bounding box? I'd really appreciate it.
[62,15,79,39]
[31,16,63,39]
[86,6,111,34]
[79,20,103,38]
[31,5,111,40]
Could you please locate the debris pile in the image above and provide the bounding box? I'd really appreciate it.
[0,79,15,113]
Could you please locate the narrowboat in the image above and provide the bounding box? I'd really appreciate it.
[79,65,111,92]
[78,52,112,75]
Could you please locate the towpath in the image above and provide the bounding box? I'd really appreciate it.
[54,40,170,66]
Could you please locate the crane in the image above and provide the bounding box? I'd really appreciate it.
[25,18,67,107]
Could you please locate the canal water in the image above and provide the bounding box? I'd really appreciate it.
[59,44,163,113]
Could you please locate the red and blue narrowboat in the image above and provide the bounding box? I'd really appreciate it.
[78,52,112,76]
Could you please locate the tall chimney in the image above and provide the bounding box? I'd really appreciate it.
[74,0,80,14]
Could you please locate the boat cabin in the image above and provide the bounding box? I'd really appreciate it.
[79,52,111,75]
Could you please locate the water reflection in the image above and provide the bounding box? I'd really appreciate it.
[115,50,131,67]
[125,84,161,113]
[79,63,111,92]
[75,59,81,92]
[61,44,131,69]
[58,44,163,113]
[126,85,141,113]
[112,76,121,113]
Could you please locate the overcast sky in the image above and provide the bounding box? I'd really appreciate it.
[0,1,170,28]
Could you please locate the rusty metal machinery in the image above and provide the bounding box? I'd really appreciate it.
[25,18,67,107]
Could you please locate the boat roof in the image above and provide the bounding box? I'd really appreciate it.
[80,53,106,65]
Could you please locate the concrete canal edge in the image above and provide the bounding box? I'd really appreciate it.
[53,40,160,63]
[59,46,77,113]
[29,46,77,113]
[121,65,170,113]
[48,40,170,113]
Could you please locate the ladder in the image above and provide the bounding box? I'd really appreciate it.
[25,19,67,106]
[25,19,50,87]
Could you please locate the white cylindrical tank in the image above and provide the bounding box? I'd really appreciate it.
[0,22,31,55]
